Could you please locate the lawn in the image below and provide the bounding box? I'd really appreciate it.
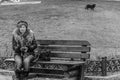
[0,0,120,60]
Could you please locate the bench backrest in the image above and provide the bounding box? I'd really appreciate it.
[36,40,91,61]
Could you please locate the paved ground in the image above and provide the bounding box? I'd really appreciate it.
[0,75,12,80]
[1,1,41,5]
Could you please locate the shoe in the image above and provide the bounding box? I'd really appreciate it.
[24,77,28,80]
[12,75,20,80]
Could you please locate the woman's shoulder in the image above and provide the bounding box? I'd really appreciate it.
[12,29,21,41]
[27,29,35,38]
[12,28,19,35]
[29,29,34,33]
[28,29,34,35]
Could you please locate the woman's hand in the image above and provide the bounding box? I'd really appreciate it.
[20,47,28,52]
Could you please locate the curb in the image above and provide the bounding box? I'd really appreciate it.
[85,74,120,80]
[1,1,41,5]
[1,69,120,80]
[0,69,14,76]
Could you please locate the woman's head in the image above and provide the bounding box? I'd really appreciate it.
[17,21,28,34]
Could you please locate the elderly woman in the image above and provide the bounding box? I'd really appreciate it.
[12,21,37,80]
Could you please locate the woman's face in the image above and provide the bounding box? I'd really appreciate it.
[19,25,27,34]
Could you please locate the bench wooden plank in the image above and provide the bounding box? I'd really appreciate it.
[38,46,91,52]
[5,59,85,65]
[30,68,65,74]
[4,58,14,62]
[35,61,85,65]
[37,40,91,46]
[29,70,79,78]
[30,68,79,78]
[50,52,90,59]
[28,73,65,78]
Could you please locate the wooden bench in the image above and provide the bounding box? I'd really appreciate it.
[4,40,91,80]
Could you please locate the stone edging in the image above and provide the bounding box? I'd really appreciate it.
[1,1,41,5]
[0,69,120,80]
[0,69,14,76]
[85,74,120,80]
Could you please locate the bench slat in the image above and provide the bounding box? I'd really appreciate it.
[37,40,91,46]
[35,61,85,65]
[5,59,85,65]
[28,73,65,78]
[30,68,64,74]
[50,52,90,59]
[29,71,78,78]
[38,46,90,52]
[30,68,78,77]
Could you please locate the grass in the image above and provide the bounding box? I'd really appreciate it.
[0,0,120,60]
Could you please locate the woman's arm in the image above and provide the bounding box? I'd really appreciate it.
[27,34,37,51]
[12,35,21,53]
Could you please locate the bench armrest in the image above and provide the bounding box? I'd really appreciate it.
[4,58,15,62]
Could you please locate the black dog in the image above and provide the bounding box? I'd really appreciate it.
[85,4,96,10]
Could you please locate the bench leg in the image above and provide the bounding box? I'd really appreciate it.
[12,75,23,80]
[64,64,85,80]
[76,64,85,80]
[14,69,29,80]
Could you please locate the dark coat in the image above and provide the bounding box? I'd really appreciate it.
[12,28,37,56]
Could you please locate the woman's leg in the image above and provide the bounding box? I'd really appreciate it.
[14,54,22,79]
[23,55,34,77]
[14,54,22,71]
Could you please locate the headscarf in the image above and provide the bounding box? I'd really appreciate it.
[17,20,28,29]
[16,21,30,38]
